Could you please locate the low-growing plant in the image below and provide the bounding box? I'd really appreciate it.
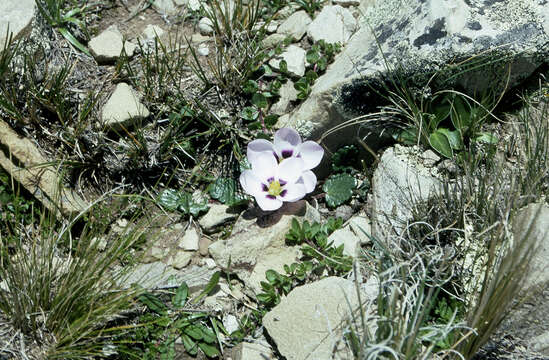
[157,188,209,217]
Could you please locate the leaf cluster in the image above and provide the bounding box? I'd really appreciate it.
[157,189,209,217]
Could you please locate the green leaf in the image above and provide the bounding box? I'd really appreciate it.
[192,271,221,304]
[306,49,321,64]
[199,325,217,344]
[181,334,198,356]
[185,325,204,340]
[209,178,245,206]
[429,130,454,158]
[241,106,259,121]
[172,282,189,308]
[157,189,181,211]
[322,173,356,208]
[58,27,91,56]
[437,128,463,150]
[265,269,278,284]
[474,132,498,144]
[243,80,258,94]
[138,293,168,315]
[305,70,318,82]
[177,192,209,217]
[198,342,221,358]
[251,92,268,109]
[278,59,288,73]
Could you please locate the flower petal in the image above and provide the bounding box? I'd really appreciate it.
[274,128,302,147]
[256,194,283,211]
[297,141,324,170]
[299,170,317,193]
[277,157,305,184]
[250,151,278,182]
[239,170,264,197]
[247,139,275,163]
[279,182,306,202]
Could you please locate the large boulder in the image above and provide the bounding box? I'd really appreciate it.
[0,0,36,53]
[282,0,549,150]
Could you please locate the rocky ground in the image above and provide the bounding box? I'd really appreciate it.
[1,0,549,359]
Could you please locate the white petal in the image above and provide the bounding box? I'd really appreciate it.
[297,141,324,170]
[250,152,278,182]
[239,170,264,197]
[300,170,317,193]
[279,182,306,202]
[274,128,301,147]
[256,194,283,211]
[247,139,274,163]
[278,157,305,184]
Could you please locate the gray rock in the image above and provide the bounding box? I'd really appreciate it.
[307,5,357,44]
[197,43,209,56]
[222,314,239,334]
[328,226,360,257]
[348,212,372,244]
[118,262,216,291]
[334,204,353,221]
[0,0,35,53]
[263,277,373,360]
[152,0,177,15]
[269,44,306,77]
[232,340,276,360]
[209,201,320,293]
[277,10,312,41]
[168,251,193,269]
[270,80,298,115]
[142,24,165,40]
[198,237,212,256]
[198,204,239,233]
[89,25,137,64]
[199,17,215,35]
[285,0,549,149]
[187,0,202,11]
[101,83,150,129]
[247,245,301,294]
[178,227,200,251]
[263,33,286,48]
[372,145,441,232]
[512,203,549,289]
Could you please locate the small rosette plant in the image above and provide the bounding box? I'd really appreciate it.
[240,128,324,211]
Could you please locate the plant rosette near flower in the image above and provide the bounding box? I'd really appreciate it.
[240,128,324,211]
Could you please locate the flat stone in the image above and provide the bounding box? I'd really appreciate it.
[169,251,193,269]
[198,204,239,233]
[178,227,200,251]
[247,246,301,294]
[328,226,360,257]
[223,314,239,334]
[372,146,441,232]
[198,237,212,256]
[0,0,35,53]
[285,0,549,151]
[263,33,286,48]
[270,80,298,115]
[198,17,214,35]
[348,212,372,244]
[191,33,210,43]
[101,83,150,129]
[209,201,320,293]
[307,5,357,44]
[277,10,312,41]
[232,341,276,360]
[142,24,165,40]
[89,25,136,64]
[269,44,306,77]
[263,277,372,360]
[118,262,216,291]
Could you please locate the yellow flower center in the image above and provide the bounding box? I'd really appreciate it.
[267,180,282,197]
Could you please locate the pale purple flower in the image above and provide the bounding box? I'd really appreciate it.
[239,151,307,211]
[246,128,324,193]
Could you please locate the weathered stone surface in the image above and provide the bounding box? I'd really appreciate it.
[142,24,165,40]
[232,340,276,360]
[198,203,239,233]
[152,0,177,15]
[372,145,441,231]
[269,45,306,77]
[328,226,360,257]
[0,120,87,217]
[168,251,193,269]
[197,43,209,56]
[101,83,150,129]
[0,0,36,53]
[89,25,136,64]
[178,227,200,251]
[263,33,286,48]
[307,5,357,44]
[512,203,549,289]
[247,246,301,294]
[348,212,372,244]
[263,277,372,360]
[119,262,216,291]
[209,201,320,293]
[270,80,298,115]
[198,17,214,35]
[277,10,312,41]
[285,0,549,148]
